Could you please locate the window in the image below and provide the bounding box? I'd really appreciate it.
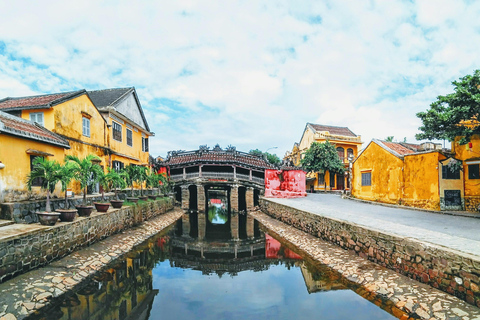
[82,117,90,137]
[30,155,44,187]
[30,112,44,126]
[329,173,335,188]
[126,128,133,147]
[142,137,149,152]
[347,148,354,160]
[112,160,124,172]
[336,147,345,161]
[361,172,371,186]
[112,121,122,141]
[318,173,325,185]
[442,165,460,180]
[468,164,480,179]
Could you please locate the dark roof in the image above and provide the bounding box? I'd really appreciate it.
[0,90,86,111]
[0,111,70,148]
[308,123,358,137]
[164,149,275,169]
[87,87,132,108]
[87,87,151,133]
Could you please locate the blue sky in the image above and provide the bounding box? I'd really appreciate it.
[1,0,480,158]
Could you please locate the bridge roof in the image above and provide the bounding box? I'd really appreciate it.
[164,148,275,169]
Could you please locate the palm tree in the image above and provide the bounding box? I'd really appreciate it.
[146,171,161,196]
[105,167,127,200]
[159,173,173,196]
[58,161,77,209]
[26,157,61,212]
[125,164,146,198]
[65,154,103,206]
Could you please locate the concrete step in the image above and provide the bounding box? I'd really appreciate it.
[0,220,14,228]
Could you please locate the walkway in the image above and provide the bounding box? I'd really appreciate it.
[268,194,480,257]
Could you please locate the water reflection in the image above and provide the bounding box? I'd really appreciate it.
[26,217,398,320]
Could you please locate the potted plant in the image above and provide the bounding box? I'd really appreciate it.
[93,169,110,212]
[55,161,78,222]
[147,172,160,200]
[137,166,149,201]
[159,174,174,197]
[66,154,103,216]
[105,168,127,208]
[125,164,142,203]
[25,157,61,226]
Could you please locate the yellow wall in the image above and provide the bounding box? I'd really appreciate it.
[403,152,445,210]
[453,135,480,197]
[109,118,149,166]
[21,108,55,129]
[0,133,65,202]
[352,142,404,204]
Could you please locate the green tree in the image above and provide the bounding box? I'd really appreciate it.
[300,141,345,176]
[385,136,394,142]
[65,154,103,205]
[105,168,127,200]
[416,69,480,144]
[58,161,77,209]
[125,165,146,197]
[248,149,281,166]
[26,157,62,212]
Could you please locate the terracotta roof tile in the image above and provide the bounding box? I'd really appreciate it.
[308,123,357,137]
[165,150,274,169]
[0,90,84,111]
[0,111,70,148]
[382,141,417,156]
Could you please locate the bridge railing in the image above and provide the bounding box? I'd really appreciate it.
[169,172,265,185]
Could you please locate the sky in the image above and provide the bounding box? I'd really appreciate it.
[1,0,479,158]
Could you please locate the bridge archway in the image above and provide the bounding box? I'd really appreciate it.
[188,185,197,212]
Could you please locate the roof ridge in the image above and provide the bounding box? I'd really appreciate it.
[2,89,83,101]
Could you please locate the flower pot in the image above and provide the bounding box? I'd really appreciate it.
[56,209,78,222]
[76,205,94,217]
[37,212,60,226]
[138,196,148,201]
[94,202,110,212]
[148,195,158,200]
[127,197,139,203]
[110,200,124,208]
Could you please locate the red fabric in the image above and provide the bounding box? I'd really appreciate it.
[265,169,306,198]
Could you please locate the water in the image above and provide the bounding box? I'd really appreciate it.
[26,217,397,320]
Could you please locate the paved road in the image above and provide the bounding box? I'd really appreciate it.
[267,194,480,257]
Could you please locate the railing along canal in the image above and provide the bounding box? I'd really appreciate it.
[170,173,264,184]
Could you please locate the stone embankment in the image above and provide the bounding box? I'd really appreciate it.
[0,198,173,283]
[250,210,480,320]
[0,207,183,320]
[259,198,480,310]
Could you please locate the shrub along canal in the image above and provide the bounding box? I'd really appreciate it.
[24,217,397,320]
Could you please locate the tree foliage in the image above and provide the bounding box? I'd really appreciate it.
[300,141,345,175]
[26,157,62,212]
[248,149,281,166]
[65,154,103,205]
[416,69,480,144]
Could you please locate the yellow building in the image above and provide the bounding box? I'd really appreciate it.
[352,139,464,211]
[291,123,362,192]
[0,87,154,198]
[0,111,70,202]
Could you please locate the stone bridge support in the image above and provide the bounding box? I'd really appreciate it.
[182,213,190,236]
[246,187,254,210]
[230,185,239,213]
[181,185,190,211]
[198,212,206,240]
[197,184,206,213]
[246,216,254,239]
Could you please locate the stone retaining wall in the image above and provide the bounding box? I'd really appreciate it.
[0,197,173,283]
[260,198,480,307]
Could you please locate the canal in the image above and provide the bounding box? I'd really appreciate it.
[25,215,397,320]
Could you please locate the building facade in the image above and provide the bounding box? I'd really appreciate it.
[286,123,362,192]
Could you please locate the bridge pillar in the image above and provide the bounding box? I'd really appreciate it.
[230,212,239,240]
[181,185,189,211]
[246,187,254,210]
[182,213,190,237]
[198,212,206,240]
[197,184,206,213]
[246,215,254,239]
[230,185,239,213]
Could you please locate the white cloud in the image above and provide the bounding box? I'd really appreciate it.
[0,0,480,156]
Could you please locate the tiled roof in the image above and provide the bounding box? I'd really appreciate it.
[165,150,275,169]
[308,123,358,137]
[0,90,85,111]
[87,87,132,108]
[0,111,70,148]
[382,141,417,155]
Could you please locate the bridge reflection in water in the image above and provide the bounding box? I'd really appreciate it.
[26,216,397,320]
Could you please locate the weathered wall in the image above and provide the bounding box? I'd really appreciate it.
[0,197,173,283]
[453,135,480,212]
[403,152,445,210]
[259,199,480,307]
[0,134,66,203]
[352,142,404,204]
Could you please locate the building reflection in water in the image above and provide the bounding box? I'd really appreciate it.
[25,213,388,320]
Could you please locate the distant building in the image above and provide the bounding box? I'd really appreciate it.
[286,123,362,192]
[352,139,463,211]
